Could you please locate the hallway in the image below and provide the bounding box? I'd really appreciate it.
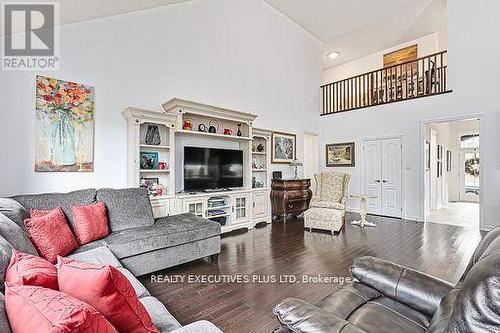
[426,202,479,228]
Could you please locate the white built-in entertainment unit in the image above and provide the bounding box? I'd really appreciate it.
[123,98,272,233]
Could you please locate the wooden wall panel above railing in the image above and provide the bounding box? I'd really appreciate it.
[321,50,452,115]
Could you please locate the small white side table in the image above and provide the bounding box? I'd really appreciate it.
[350,195,377,228]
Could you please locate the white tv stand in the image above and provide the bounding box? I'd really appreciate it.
[124,98,273,234]
[176,189,259,233]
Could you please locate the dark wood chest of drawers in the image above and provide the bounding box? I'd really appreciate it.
[271,179,312,220]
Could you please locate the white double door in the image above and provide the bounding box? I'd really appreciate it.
[363,138,402,218]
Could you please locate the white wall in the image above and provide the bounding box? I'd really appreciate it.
[0,0,322,196]
[425,122,450,214]
[319,0,500,230]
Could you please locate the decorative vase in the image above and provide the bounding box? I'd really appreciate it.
[50,109,76,166]
[145,124,161,145]
[237,123,242,137]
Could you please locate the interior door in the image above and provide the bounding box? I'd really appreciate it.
[459,148,480,202]
[363,140,382,215]
[381,138,402,217]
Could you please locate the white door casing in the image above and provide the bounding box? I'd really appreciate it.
[364,140,382,215]
[381,139,402,218]
[363,138,402,218]
[429,129,438,211]
[303,132,319,193]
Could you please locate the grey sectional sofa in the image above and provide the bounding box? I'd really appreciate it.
[0,187,223,332]
[10,187,221,275]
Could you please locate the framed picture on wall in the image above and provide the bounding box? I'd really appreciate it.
[446,150,452,172]
[437,161,443,178]
[326,142,355,167]
[271,131,296,164]
[425,141,430,170]
[35,76,95,172]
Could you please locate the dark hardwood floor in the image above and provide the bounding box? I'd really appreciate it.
[139,213,482,333]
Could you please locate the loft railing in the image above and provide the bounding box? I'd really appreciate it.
[321,50,451,115]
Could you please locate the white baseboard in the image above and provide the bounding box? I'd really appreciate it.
[403,215,421,222]
[347,209,421,223]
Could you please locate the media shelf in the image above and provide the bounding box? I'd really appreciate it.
[124,98,273,233]
[123,107,176,204]
[139,144,170,149]
[176,130,252,141]
[251,128,271,189]
[176,190,252,232]
[250,128,272,225]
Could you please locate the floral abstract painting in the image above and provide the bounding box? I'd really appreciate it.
[35,76,94,172]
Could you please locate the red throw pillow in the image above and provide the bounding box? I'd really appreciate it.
[71,202,110,245]
[6,249,58,290]
[5,283,117,333]
[30,208,52,218]
[24,208,78,263]
[57,256,158,333]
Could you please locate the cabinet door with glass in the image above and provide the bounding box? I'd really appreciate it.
[183,198,205,218]
[232,194,250,223]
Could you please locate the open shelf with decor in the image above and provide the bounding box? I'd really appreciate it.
[163,98,253,141]
[175,129,253,141]
[139,144,170,149]
[251,129,271,189]
[123,107,178,218]
[251,128,272,225]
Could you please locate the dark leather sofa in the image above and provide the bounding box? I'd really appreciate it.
[273,227,500,333]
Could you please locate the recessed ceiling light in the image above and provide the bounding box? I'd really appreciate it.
[327,51,340,60]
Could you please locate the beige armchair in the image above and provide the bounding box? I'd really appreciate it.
[304,172,351,234]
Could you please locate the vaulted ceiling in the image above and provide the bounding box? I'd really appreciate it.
[0,0,192,35]
[264,0,447,69]
[2,0,446,70]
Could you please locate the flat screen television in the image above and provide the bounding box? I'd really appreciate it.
[184,147,244,191]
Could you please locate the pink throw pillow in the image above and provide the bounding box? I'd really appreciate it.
[71,202,110,245]
[5,283,117,333]
[57,256,158,333]
[24,208,78,263]
[6,249,58,290]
